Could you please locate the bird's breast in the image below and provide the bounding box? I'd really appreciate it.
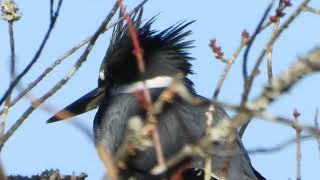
[93,93,144,154]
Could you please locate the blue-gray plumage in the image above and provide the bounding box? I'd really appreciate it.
[47,9,265,180]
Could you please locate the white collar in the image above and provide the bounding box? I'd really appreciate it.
[111,76,174,94]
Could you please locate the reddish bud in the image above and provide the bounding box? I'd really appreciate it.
[209,39,225,60]
[293,109,301,118]
[283,0,292,7]
[241,30,250,42]
[269,15,278,23]
[209,39,217,47]
[276,9,285,17]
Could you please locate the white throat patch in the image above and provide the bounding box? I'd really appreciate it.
[111,76,174,94]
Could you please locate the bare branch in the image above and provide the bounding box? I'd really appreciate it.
[218,101,320,137]
[96,144,119,180]
[213,31,250,100]
[248,47,320,112]
[239,0,312,135]
[0,37,89,116]
[0,1,19,136]
[50,0,54,20]
[303,6,320,15]
[314,108,320,153]
[116,0,166,171]
[202,47,320,159]
[248,134,313,155]
[0,0,120,149]
[266,21,280,84]
[242,2,274,80]
[0,1,149,116]
[0,0,64,106]
[148,44,320,176]
[292,109,302,180]
[8,21,15,79]
[241,0,311,106]
[205,104,215,180]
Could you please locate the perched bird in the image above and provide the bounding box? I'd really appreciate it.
[47,10,265,180]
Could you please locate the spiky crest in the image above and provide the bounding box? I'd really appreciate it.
[100,8,195,91]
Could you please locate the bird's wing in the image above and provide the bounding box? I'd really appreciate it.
[127,95,262,180]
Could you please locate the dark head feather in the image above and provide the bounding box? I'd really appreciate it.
[99,10,195,89]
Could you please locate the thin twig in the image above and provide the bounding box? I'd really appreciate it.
[248,134,312,155]
[117,0,145,73]
[217,100,320,137]
[303,6,320,15]
[239,0,311,136]
[205,104,215,180]
[0,3,147,116]
[0,0,20,137]
[151,117,316,176]
[293,109,302,180]
[0,97,10,136]
[314,108,320,153]
[8,21,15,79]
[204,157,212,180]
[240,3,275,138]
[0,164,6,180]
[117,0,153,110]
[242,2,274,80]
[96,144,119,180]
[151,73,320,177]
[258,110,319,138]
[115,77,203,176]
[50,0,54,19]
[247,46,320,113]
[116,0,166,171]
[138,46,320,178]
[151,127,166,172]
[260,21,272,32]
[213,31,249,100]
[0,0,64,106]
[267,21,279,84]
[219,138,236,180]
[241,0,311,106]
[0,37,90,116]
[210,46,320,147]
[0,19,16,137]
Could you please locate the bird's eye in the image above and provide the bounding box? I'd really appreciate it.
[99,70,105,81]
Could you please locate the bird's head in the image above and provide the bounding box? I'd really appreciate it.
[47,10,195,123]
[97,8,195,92]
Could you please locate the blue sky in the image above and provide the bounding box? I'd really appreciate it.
[0,0,320,179]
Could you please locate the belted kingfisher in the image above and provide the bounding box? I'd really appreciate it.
[47,10,265,180]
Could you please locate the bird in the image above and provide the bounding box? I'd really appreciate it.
[47,9,265,180]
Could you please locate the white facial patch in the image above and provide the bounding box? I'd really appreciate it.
[112,76,174,94]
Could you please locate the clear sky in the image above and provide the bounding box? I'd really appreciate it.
[0,0,319,179]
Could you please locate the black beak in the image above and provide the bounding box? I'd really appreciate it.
[46,86,105,123]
